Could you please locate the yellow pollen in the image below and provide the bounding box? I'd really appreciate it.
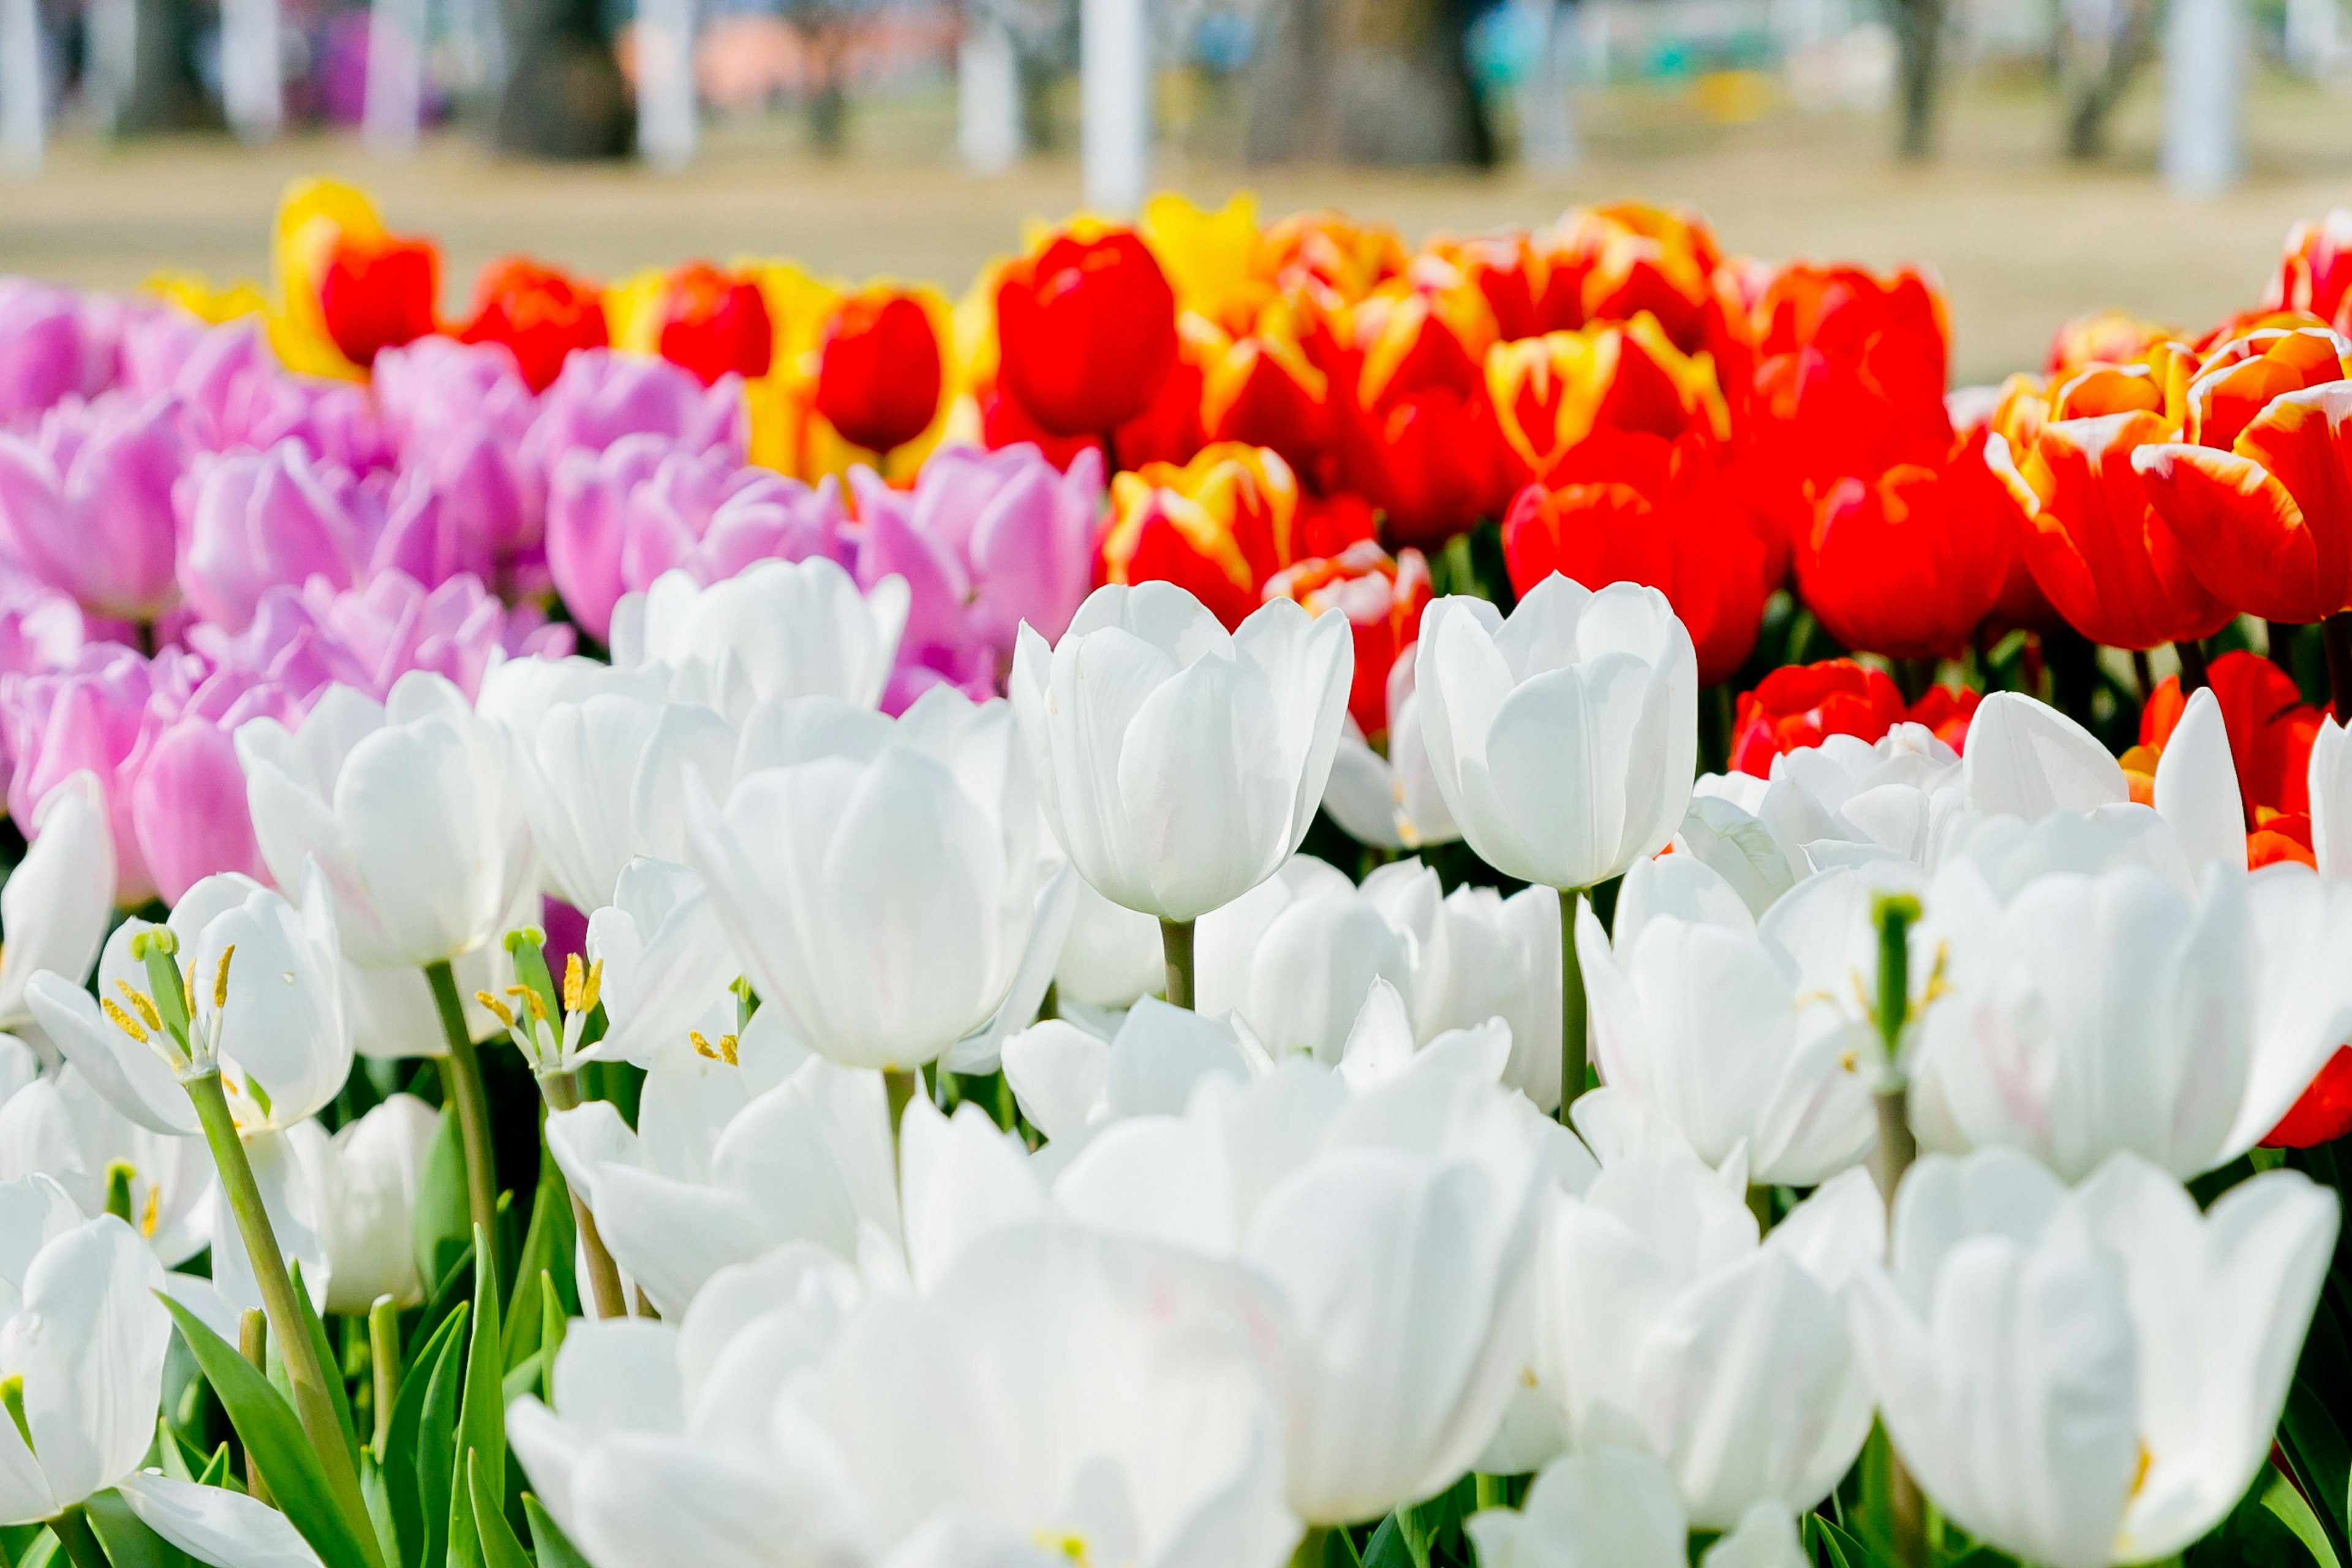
[213,944,235,1009]
[689,1030,740,1066]
[579,959,602,1015]
[2129,1439,2154,1499]
[140,1183,159,1239]
[1839,1050,1858,1073]
[562,952,586,1012]
[114,980,162,1033]
[1921,941,1953,1006]
[519,988,551,1025]
[100,997,149,1043]
[1033,1534,1088,1564]
[475,991,516,1030]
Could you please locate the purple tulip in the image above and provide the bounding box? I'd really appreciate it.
[525,349,745,476]
[546,432,848,643]
[176,441,383,633]
[0,282,118,429]
[0,393,190,623]
[374,337,543,564]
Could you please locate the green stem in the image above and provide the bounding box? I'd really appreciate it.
[1290,1524,1331,1568]
[51,1506,112,1568]
[538,1070,628,1321]
[185,1072,381,1567]
[423,960,500,1288]
[1558,887,1588,1119]
[1160,918,1196,1010]
[1473,1472,1510,1512]
[238,1309,273,1507]
[884,1067,920,1172]
[368,1297,398,1458]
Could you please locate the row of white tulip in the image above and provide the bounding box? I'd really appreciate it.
[0,556,2345,1568]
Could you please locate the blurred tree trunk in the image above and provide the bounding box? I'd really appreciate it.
[102,0,210,130]
[1882,0,1944,159]
[2059,0,2155,157]
[494,0,632,157]
[1243,0,1491,164]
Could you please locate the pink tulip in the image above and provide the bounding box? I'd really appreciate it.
[0,393,189,623]
[0,282,117,429]
[525,349,745,476]
[176,441,381,632]
[0,569,94,678]
[374,337,542,566]
[546,432,848,642]
[2,644,159,902]
[135,317,393,473]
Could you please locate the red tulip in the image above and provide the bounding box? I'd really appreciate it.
[318,233,440,369]
[1264,541,1433,739]
[1728,658,1977,776]
[1200,324,1334,484]
[2265,1049,2352,1147]
[2138,649,2323,820]
[815,289,943,454]
[459,257,609,393]
[1342,290,1512,548]
[1502,430,1767,685]
[657,263,774,386]
[997,229,1178,437]
[1485,315,1728,490]
[1422,229,1581,342]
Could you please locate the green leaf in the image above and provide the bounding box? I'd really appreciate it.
[82,1491,193,1568]
[469,1452,535,1568]
[526,1496,591,1568]
[156,1292,375,1568]
[2188,1461,2341,1568]
[500,1352,545,1407]
[2282,1376,2352,1563]
[2263,1463,2343,1568]
[538,1270,567,1401]
[414,1109,471,1298]
[380,1303,467,1568]
[152,1419,195,1483]
[448,1224,508,1568]
[194,1443,232,1490]
[284,1259,361,1479]
[416,1301,474,1568]
[503,1147,579,1373]
[1359,1517,1412,1568]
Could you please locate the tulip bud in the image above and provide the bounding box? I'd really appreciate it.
[0,391,187,623]
[995,228,1179,437]
[655,263,775,387]
[459,255,611,393]
[814,288,944,455]
[318,231,441,370]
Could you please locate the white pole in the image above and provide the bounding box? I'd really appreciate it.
[0,0,42,173]
[364,0,428,153]
[1517,0,1577,170]
[221,0,284,139]
[636,0,698,170]
[84,0,136,133]
[1080,0,1147,216]
[2162,0,2243,195]
[958,9,1021,172]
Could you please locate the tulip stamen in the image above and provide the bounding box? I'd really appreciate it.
[140,1182,160,1239]
[101,995,150,1044]
[114,979,162,1034]
[690,1030,740,1066]
[0,1374,30,1457]
[475,991,517,1031]
[213,944,235,1009]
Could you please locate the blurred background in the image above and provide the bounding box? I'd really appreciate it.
[2,0,2349,380]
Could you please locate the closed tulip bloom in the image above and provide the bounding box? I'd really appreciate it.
[1502,432,1767,685]
[684,687,1060,1072]
[813,287,944,454]
[0,1197,170,1525]
[654,262,775,387]
[317,229,440,369]
[2134,326,2352,623]
[997,228,1180,436]
[0,393,186,624]
[1468,1449,1809,1568]
[609,558,908,716]
[1850,1148,2338,1568]
[373,334,543,559]
[288,1090,437,1312]
[1532,1156,1881,1528]
[1100,442,1311,632]
[1559,203,1742,362]
[236,673,535,969]
[1427,228,1582,344]
[1012,582,1352,923]
[459,255,611,393]
[0,773,114,1031]
[0,281,114,428]
[1322,652,1464,855]
[526,348,746,477]
[177,440,378,633]
[1262,541,1432,741]
[1200,325,1336,481]
[1415,577,1698,890]
[1578,854,1877,1184]
[1484,315,1728,488]
[1343,291,1514,548]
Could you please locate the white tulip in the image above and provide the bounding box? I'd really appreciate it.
[581,858,745,1069]
[236,675,537,970]
[2243,862,2352,1140]
[1011,583,1352,923]
[1423,883,1562,1111]
[2313,713,2352,876]
[1850,1148,2337,1567]
[1322,657,1461,851]
[1531,1155,1881,1528]
[0,1194,169,1525]
[0,772,113,1031]
[31,869,351,1138]
[0,1054,211,1266]
[290,1092,438,1313]
[685,688,1066,1074]
[1413,578,1696,892]
[1001,997,1266,1147]
[610,559,910,718]
[116,1469,331,1567]
[1467,1447,1809,1568]
[1578,854,1877,1185]
[1961,691,2127,819]
[1051,874,1167,1011]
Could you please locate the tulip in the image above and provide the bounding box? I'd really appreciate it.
[1730,660,1912,777]
[459,255,611,393]
[1426,228,1583,344]
[1003,997,1265,1139]
[1501,431,1768,685]
[236,673,533,970]
[1467,1449,1810,1568]
[0,1198,170,1527]
[2268,209,2352,331]
[198,567,564,707]
[649,262,774,388]
[1140,192,1273,334]
[548,434,851,644]
[1264,210,1409,305]
[176,440,379,633]
[290,1090,437,1312]
[0,281,115,428]
[0,772,113,1030]
[143,317,393,473]
[609,558,909,715]
[1099,443,1340,631]
[1850,1148,2337,1568]
[813,287,943,454]
[1051,875,1169,1012]
[1532,1156,1880,1527]
[1261,540,1431,741]
[1752,263,1948,414]
[1578,853,1878,1183]
[995,228,1180,437]
[1341,290,1513,548]
[2134,326,2352,624]
[1557,203,1741,362]
[1484,315,1728,488]
[372,334,543,564]
[1321,651,1463,855]
[2138,650,2320,841]
[0,393,186,624]
[2240,859,2352,1147]
[684,686,1063,1074]
[1420,881,1562,1109]
[1011,583,1352,930]
[1793,426,2013,660]
[0,1060,212,1267]
[526,347,746,477]
[582,858,745,1068]
[2047,307,2180,375]
[316,228,440,370]
[1199,324,1336,484]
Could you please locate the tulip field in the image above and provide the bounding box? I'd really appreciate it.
[7,173,2352,1568]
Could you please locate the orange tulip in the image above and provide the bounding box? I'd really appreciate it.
[1262,540,1433,739]
[815,288,943,456]
[2046,309,2179,376]
[1484,313,1728,488]
[2133,326,2352,624]
[1338,289,1512,546]
[2267,211,2352,335]
[1099,443,1306,629]
[459,257,608,393]
[318,232,440,369]
[657,262,774,386]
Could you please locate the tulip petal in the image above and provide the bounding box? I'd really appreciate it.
[116,1470,326,1567]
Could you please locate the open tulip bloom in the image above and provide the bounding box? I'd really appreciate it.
[17,189,2352,1568]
